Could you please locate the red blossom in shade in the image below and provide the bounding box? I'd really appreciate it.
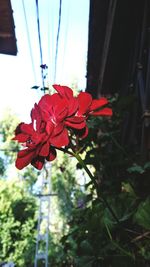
[77,91,113,117]
[38,88,86,147]
[53,84,112,117]
[12,105,56,170]
[52,85,112,138]
[51,85,88,138]
[13,84,112,170]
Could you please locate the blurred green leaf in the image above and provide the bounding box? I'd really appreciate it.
[80,240,93,254]
[31,85,39,89]
[127,164,145,174]
[134,198,150,230]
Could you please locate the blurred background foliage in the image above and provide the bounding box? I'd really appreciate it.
[0,95,150,266]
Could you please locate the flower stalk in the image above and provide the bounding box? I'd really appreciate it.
[71,150,120,225]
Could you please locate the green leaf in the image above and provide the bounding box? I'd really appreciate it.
[121,182,136,197]
[127,164,145,174]
[41,87,49,91]
[144,161,150,170]
[134,198,150,230]
[31,85,39,89]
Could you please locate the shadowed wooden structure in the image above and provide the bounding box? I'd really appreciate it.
[86,0,150,159]
[0,0,17,55]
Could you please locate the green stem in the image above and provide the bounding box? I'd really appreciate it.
[55,146,120,225]
[73,152,98,190]
[72,152,120,225]
[100,196,120,224]
[54,146,74,157]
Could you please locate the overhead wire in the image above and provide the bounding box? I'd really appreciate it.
[53,0,62,83]
[60,0,70,82]
[22,0,37,85]
[47,0,54,87]
[35,0,45,90]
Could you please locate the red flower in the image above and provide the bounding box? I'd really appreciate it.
[13,84,112,170]
[38,87,86,147]
[12,105,56,170]
[77,92,112,117]
[53,84,112,116]
[53,85,112,138]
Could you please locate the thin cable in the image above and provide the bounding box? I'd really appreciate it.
[54,0,62,83]
[60,0,70,81]
[22,0,37,84]
[47,0,54,86]
[35,0,45,90]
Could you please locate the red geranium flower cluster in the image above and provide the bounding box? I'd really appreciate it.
[13,85,112,170]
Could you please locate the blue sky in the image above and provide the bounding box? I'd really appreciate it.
[0,0,89,122]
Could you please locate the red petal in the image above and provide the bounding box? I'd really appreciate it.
[31,156,44,170]
[91,108,113,116]
[41,109,50,122]
[66,117,85,123]
[89,98,108,111]
[54,100,68,121]
[68,98,78,116]
[46,121,54,135]
[39,142,50,157]
[31,104,42,131]
[20,123,34,135]
[38,93,61,112]
[50,128,69,147]
[65,117,86,129]
[38,94,51,112]
[14,122,24,135]
[53,84,73,99]
[12,133,28,142]
[77,92,92,115]
[17,148,33,158]
[46,147,57,161]
[50,93,63,105]
[80,125,89,139]
[31,103,41,121]
[53,85,78,116]
[15,149,35,169]
[52,123,64,136]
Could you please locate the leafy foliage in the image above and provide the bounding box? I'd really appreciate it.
[49,95,150,267]
[0,179,37,266]
[0,111,40,266]
[0,157,5,176]
[0,109,20,165]
[0,97,150,266]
